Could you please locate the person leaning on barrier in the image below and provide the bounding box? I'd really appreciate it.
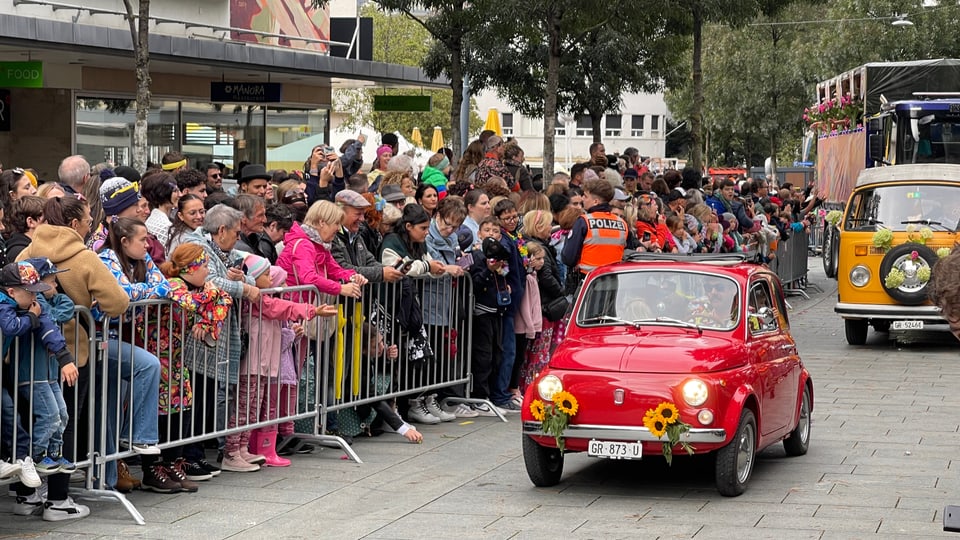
[14,194,130,521]
[330,190,403,283]
[96,217,170,491]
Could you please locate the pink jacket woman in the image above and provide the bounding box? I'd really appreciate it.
[276,221,355,299]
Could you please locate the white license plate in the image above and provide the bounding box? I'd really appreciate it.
[892,320,924,330]
[587,440,642,460]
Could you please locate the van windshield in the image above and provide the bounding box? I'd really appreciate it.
[845,184,960,232]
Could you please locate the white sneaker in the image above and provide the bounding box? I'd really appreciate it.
[43,496,90,522]
[471,403,499,417]
[0,460,21,480]
[447,403,479,418]
[17,457,41,488]
[407,398,441,425]
[424,395,456,422]
[13,491,44,516]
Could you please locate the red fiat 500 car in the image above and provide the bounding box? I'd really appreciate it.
[521,254,813,496]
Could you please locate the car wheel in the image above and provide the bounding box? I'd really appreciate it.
[522,435,564,487]
[879,243,937,306]
[783,385,811,457]
[872,320,891,333]
[715,409,757,497]
[844,319,869,345]
[822,226,838,279]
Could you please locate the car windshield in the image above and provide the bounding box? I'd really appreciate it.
[845,184,960,232]
[577,270,740,331]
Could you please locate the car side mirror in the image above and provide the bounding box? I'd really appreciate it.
[749,307,777,332]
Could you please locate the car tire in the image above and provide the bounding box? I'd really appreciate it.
[822,226,838,279]
[844,319,869,345]
[879,243,937,306]
[783,385,811,457]
[522,435,564,487]
[715,409,757,497]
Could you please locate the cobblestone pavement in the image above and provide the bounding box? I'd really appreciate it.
[2,258,959,539]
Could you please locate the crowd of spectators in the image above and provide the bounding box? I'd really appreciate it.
[0,133,820,522]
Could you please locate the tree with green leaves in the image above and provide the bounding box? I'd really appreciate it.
[471,0,682,177]
[372,0,483,156]
[335,4,481,145]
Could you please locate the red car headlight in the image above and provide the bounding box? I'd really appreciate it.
[682,379,709,407]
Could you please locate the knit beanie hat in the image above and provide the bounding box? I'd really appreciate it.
[376,145,393,159]
[243,254,271,280]
[100,176,141,217]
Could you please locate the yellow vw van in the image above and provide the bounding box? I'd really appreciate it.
[833,164,960,345]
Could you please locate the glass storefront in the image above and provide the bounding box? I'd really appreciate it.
[75,97,328,176]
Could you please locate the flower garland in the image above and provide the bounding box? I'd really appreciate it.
[504,229,530,268]
[872,228,893,251]
[643,402,694,465]
[884,249,931,289]
[530,391,579,452]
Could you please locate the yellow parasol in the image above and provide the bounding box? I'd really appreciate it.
[483,108,502,136]
[410,127,423,148]
[430,126,444,152]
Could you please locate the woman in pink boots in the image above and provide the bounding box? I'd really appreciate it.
[222,255,336,472]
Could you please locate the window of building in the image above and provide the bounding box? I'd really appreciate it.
[182,102,266,176]
[631,115,645,138]
[651,115,661,136]
[576,117,593,138]
[554,116,566,136]
[265,107,329,171]
[76,98,180,167]
[604,114,622,138]
[501,113,514,137]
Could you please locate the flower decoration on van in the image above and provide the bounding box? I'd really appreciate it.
[872,228,893,251]
[883,248,932,291]
[643,401,694,466]
[824,210,843,227]
[531,391,579,452]
[904,225,934,246]
[937,247,953,259]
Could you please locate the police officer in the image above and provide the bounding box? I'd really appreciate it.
[561,178,628,293]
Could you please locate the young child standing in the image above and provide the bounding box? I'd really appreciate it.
[222,255,337,472]
[0,261,78,475]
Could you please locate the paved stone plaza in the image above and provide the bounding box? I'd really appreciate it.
[2,258,959,539]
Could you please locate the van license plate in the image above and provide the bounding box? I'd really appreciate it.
[588,440,642,460]
[892,320,923,330]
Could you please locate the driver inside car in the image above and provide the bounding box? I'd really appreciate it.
[689,278,739,327]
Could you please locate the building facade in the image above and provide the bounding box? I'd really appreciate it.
[473,90,670,169]
[0,0,441,178]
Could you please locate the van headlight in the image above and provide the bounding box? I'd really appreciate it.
[537,375,563,401]
[682,379,708,407]
[850,265,871,287]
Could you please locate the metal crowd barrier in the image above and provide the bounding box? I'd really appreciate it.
[807,214,824,256]
[0,307,117,515]
[769,229,811,298]
[1,276,487,524]
[291,273,501,464]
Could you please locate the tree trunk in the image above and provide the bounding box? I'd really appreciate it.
[124,0,151,172]
[689,1,704,174]
[542,9,561,180]
[590,112,602,144]
[449,44,464,159]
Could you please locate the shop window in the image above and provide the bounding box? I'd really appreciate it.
[183,102,265,177]
[265,107,330,173]
[76,98,179,167]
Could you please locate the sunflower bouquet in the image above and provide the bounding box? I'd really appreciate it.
[643,402,694,466]
[530,391,579,452]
